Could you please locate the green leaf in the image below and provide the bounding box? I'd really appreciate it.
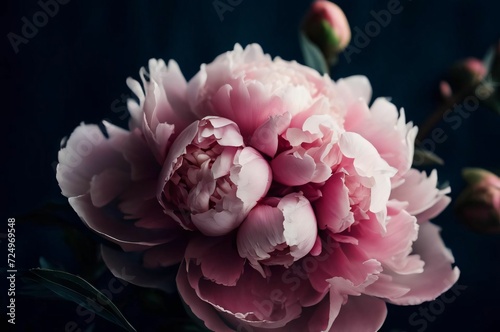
[412,148,444,167]
[23,268,136,332]
[19,281,62,299]
[299,31,329,75]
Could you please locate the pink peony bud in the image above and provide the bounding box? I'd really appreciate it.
[236,193,317,275]
[302,0,351,64]
[455,168,500,234]
[439,80,453,99]
[446,57,487,93]
[157,116,272,237]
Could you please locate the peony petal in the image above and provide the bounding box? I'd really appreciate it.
[279,193,317,260]
[339,132,396,213]
[385,222,460,305]
[309,243,382,293]
[329,295,387,332]
[161,60,196,127]
[271,152,317,186]
[110,128,160,181]
[185,236,245,287]
[57,123,129,198]
[337,75,372,105]
[390,169,451,222]
[237,193,317,272]
[344,97,418,184]
[315,172,354,233]
[199,116,244,147]
[211,147,238,179]
[89,168,130,207]
[250,112,291,157]
[70,194,174,251]
[237,205,286,268]
[191,263,303,329]
[353,206,423,275]
[176,261,234,331]
[232,147,272,210]
[101,245,176,292]
[191,208,241,237]
[157,120,200,200]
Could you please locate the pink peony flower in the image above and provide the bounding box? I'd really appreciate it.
[57,44,459,331]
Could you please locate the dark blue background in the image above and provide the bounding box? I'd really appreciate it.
[2,0,500,331]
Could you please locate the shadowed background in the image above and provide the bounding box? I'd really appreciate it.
[2,0,500,331]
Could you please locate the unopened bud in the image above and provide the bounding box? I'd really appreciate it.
[455,168,500,234]
[447,58,487,93]
[301,0,351,65]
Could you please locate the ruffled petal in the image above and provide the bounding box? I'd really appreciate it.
[250,112,291,157]
[385,222,460,305]
[57,123,129,198]
[237,193,317,271]
[390,169,451,222]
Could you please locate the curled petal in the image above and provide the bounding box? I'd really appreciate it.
[339,132,397,214]
[237,193,317,271]
[390,169,451,222]
[344,97,418,184]
[315,172,354,233]
[231,147,272,212]
[250,112,291,157]
[57,123,129,198]
[384,222,460,305]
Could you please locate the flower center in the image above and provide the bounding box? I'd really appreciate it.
[164,142,237,223]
